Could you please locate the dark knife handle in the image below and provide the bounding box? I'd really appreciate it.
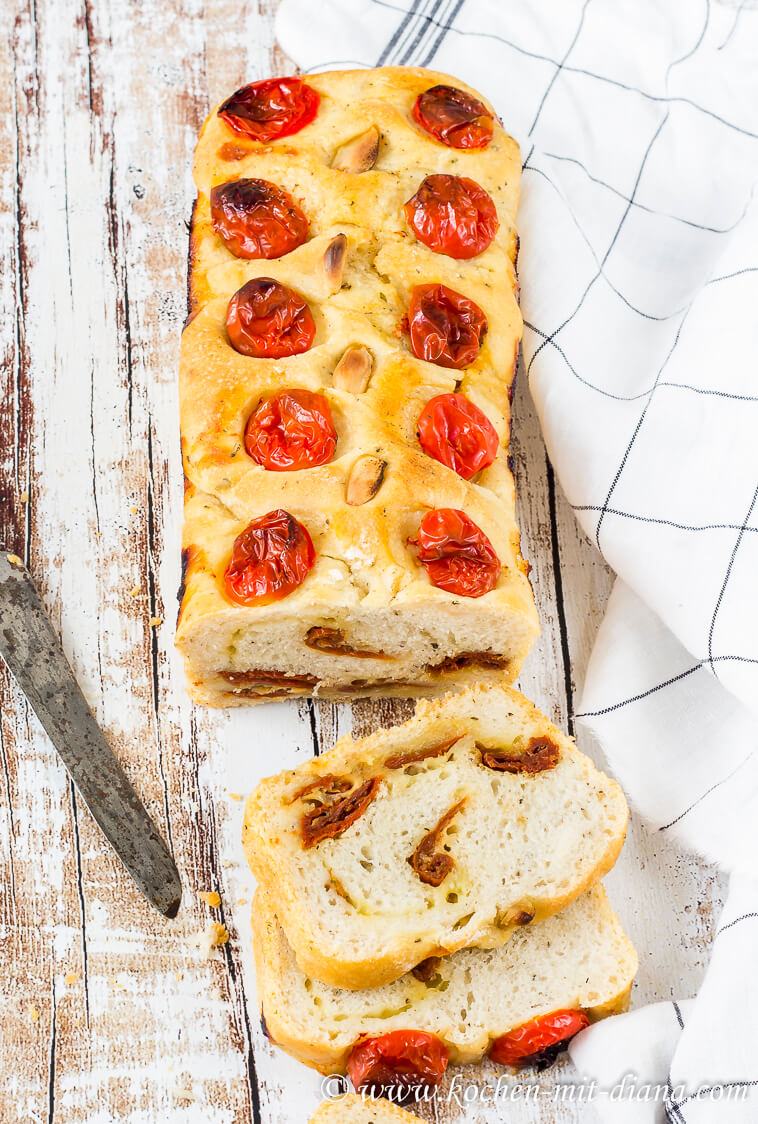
[0,551,181,917]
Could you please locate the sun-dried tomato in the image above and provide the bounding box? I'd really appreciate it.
[244,389,336,470]
[385,735,461,770]
[408,799,466,886]
[404,175,498,258]
[407,284,487,369]
[220,669,317,688]
[411,957,442,983]
[479,737,561,774]
[490,1010,590,1070]
[417,392,499,479]
[211,178,309,259]
[226,278,315,359]
[413,508,500,598]
[301,777,380,848]
[224,509,315,606]
[304,626,386,659]
[432,651,508,673]
[413,85,493,149]
[347,1030,449,1099]
[218,77,319,142]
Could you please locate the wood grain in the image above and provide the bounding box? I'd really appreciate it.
[0,2,725,1122]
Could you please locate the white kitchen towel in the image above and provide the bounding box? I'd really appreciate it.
[275,1,758,1120]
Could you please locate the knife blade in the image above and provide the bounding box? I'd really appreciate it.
[0,550,182,918]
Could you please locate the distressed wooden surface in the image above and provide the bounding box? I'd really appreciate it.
[0,2,725,1122]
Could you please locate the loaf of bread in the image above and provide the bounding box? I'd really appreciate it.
[255,884,637,1073]
[243,684,628,989]
[310,1095,423,1124]
[176,66,539,705]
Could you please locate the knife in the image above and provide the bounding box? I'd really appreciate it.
[0,550,182,918]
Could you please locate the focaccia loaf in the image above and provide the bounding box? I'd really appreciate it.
[243,684,628,989]
[255,884,637,1073]
[176,67,539,705]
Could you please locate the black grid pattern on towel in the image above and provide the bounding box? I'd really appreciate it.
[303,0,758,800]
[365,0,758,714]
[289,3,758,1116]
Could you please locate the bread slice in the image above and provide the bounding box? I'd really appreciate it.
[243,683,628,989]
[255,884,637,1073]
[310,1094,424,1124]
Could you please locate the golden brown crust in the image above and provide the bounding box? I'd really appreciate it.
[177,67,538,703]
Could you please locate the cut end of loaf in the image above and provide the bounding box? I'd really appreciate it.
[177,601,537,705]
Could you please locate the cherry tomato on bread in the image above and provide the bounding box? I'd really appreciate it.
[407,284,487,370]
[413,508,500,597]
[226,278,315,359]
[413,84,494,149]
[211,178,309,259]
[404,175,498,259]
[490,1010,590,1070]
[224,509,315,606]
[244,389,336,471]
[347,1030,449,1099]
[218,77,319,142]
[417,392,499,479]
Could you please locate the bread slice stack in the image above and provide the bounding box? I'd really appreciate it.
[256,884,635,1073]
[243,683,637,1088]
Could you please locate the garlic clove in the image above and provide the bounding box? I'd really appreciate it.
[333,346,374,393]
[331,126,380,173]
[346,454,387,506]
[323,233,347,291]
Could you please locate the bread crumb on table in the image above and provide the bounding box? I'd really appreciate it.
[149,616,163,628]
[228,792,244,802]
[172,1075,196,1104]
[64,972,79,985]
[26,1004,39,1023]
[192,921,229,958]
[198,890,221,908]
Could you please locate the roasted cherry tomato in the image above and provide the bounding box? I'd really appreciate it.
[413,84,493,149]
[210,178,309,259]
[244,389,336,471]
[407,284,487,370]
[226,278,316,359]
[417,393,499,479]
[404,175,498,259]
[413,508,500,597]
[347,1030,449,1099]
[224,509,315,606]
[490,1010,590,1070]
[218,76,319,142]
